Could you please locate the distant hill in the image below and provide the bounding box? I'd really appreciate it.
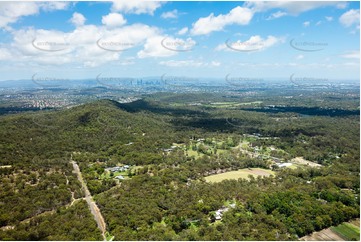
[0,99,179,166]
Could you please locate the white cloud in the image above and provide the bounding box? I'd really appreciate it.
[159,60,221,67]
[211,61,221,67]
[190,6,253,35]
[245,1,347,15]
[316,21,322,26]
[340,51,359,59]
[70,12,86,26]
[339,9,360,27]
[102,13,126,28]
[325,16,333,21]
[296,54,304,60]
[0,2,39,28]
[303,21,310,27]
[111,1,162,15]
[138,36,176,58]
[159,60,203,67]
[216,35,281,52]
[161,10,178,19]
[335,2,348,10]
[8,23,160,67]
[138,36,196,58]
[266,11,287,20]
[39,2,70,12]
[0,48,13,60]
[177,27,188,35]
[0,2,70,29]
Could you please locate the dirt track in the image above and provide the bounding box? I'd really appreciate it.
[71,159,107,241]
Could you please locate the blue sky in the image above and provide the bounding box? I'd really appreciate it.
[0,1,359,81]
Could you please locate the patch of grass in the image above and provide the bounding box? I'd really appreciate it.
[215,149,227,154]
[105,232,114,241]
[186,149,203,159]
[288,164,299,170]
[204,168,274,183]
[331,222,360,241]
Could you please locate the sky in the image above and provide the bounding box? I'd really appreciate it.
[0,1,359,82]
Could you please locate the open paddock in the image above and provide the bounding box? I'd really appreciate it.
[204,168,275,183]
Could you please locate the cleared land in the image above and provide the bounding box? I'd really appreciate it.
[331,222,360,240]
[205,168,275,183]
[300,228,345,241]
[291,157,322,167]
[300,220,360,241]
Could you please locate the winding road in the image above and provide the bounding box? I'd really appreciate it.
[71,157,107,241]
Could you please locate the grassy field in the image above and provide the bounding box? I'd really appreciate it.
[331,222,360,241]
[205,168,275,183]
[186,149,203,158]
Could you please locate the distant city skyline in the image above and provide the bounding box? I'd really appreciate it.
[0,1,359,81]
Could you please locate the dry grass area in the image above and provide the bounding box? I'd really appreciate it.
[350,218,360,227]
[300,219,360,241]
[204,168,274,183]
[291,157,322,167]
[300,228,345,241]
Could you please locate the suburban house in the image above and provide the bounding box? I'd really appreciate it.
[105,165,131,173]
[275,162,292,168]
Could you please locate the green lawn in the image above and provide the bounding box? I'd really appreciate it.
[215,149,227,154]
[331,222,360,241]
[105,232,114,241]
[205,168,275,183]
[186,149,203,158]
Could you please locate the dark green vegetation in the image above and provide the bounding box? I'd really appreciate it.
[0,89,359,240]
[0,200,102,240]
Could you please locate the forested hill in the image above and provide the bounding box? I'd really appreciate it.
[0,99,180,166]
[0,96,359,240]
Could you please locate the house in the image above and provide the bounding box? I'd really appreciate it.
[106,166,121,172]
[273,158,281,163]
[163,148,173,152]
[215,211,222,220]
[106,165,131,173]
[214,207,230,220]
[276,162,292,168]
